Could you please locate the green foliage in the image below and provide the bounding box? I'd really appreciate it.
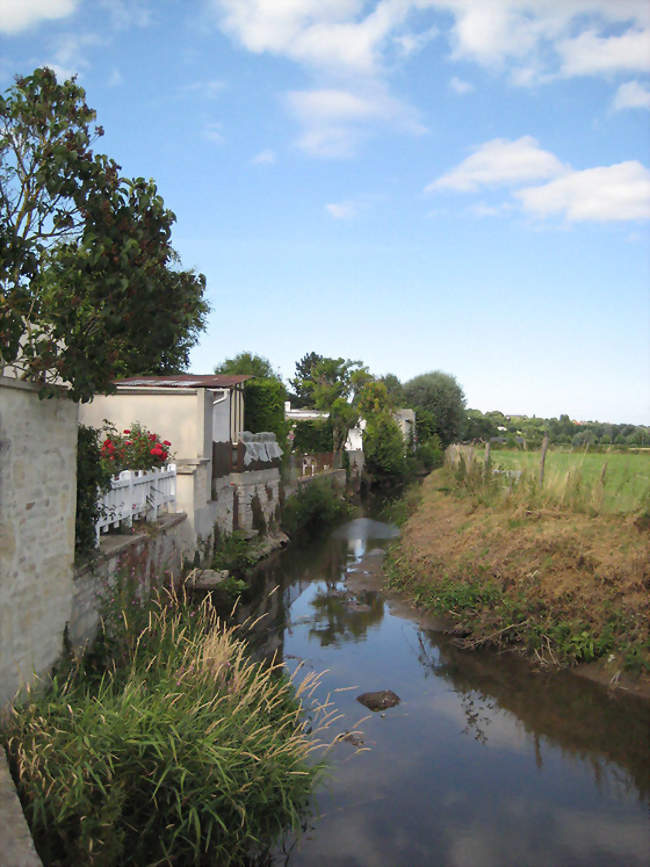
[215,351,281,381]
[363,412,407,483]
[416,435,444,471]
[212,531,258,575]
[379,373,404,406]
[292,419,334,453]
[0,68,208,401]
[99,421,173,475]
[2,591,327,866]
[403,371,466,446]
[282,478,353,538]
[75,425,113,557]
[289,352,324,406]
[244,378,289,445]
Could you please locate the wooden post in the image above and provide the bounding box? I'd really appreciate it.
[600,462,608,485]
[484,440,491,474]
[539,434,549,487]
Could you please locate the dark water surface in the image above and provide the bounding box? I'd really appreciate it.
[241,518,649,867]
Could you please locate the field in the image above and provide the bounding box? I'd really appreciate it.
[468,447,650,514]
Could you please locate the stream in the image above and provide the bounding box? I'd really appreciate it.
[239,517,649,867]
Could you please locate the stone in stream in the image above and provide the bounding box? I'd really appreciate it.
[357,689,400,711]
[184,568,229,591]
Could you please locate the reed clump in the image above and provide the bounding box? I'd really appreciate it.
[3,590,339,866]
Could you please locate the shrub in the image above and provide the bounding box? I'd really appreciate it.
[99,422,173,475]
[416,435,444,472]
[75,425,113,557]
[3,591,334,866]
[282,478,353,537]
[244,378,289,446]
[292,419,334,454]
[363,412,407,484]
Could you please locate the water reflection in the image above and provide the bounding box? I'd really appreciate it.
[238,518,649,866]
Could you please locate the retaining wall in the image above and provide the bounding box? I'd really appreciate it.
[0,377,78,708]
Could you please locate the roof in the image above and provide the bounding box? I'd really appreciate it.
[115,374,251,389]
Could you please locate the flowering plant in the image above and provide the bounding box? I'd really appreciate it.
[99,422,173,475]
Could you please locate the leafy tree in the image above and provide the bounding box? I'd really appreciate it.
[379,373,404,406]
[289,351,324,406]
[363,412,407,483]
[403,370,466,446]
[214,351,281,381]
[0,68,208,401]
[243,378,288,446]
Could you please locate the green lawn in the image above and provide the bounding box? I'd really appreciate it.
[472,447,650,513]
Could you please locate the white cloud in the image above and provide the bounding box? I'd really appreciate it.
[516,161,650,221]
[557,27,650,77]
[0,0,78,34]
[325,200,358,219]
[108,67,123,87]
[42,32,104,81]
[426,0,650,84]
[427,136,565,192]
[203,122,224,144]
[211,0,413,76]
[449,76,473,94]
[612,80,650,111]
[287,85,424,157]
[180,80,225,99]
[98,0,151,30]
[251,149,276,165]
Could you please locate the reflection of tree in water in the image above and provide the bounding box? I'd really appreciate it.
[415,629,650,802]
[308,590,384,647]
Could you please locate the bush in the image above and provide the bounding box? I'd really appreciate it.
[3,591,333,866]
[244,379,289,447]
[363,412,407,483]
[99,422,173,475]
[282,478,353,537]
[75,425,113,557]
[416,435,444,472]
[292,419,334,454]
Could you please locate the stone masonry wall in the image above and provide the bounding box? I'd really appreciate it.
[230,467,282,533]
[0,377,78,708]
[70,514,187,649]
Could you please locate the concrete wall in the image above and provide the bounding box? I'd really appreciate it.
[0,377,78,707]
[79,388,212,461]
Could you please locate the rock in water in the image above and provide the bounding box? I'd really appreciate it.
[356,690,400,711]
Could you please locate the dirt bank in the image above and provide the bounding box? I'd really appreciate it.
[387,470,650,698]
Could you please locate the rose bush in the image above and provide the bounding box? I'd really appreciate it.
[99,422,173,475]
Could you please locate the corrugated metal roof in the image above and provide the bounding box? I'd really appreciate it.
[115,374,251,388]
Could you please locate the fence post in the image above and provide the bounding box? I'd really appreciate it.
[539,435,549,486]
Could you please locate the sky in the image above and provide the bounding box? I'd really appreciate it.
[1,1,649,424]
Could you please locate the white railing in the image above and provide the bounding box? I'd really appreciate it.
[95,464,176,545]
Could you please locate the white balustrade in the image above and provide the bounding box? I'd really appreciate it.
[95,464,176,545]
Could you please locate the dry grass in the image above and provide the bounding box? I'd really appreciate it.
[389,466,650,674]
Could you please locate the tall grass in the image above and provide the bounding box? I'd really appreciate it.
[3,590,343,865]
[446,445,650,515]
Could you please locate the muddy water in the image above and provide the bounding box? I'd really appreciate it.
[241,518,649,867]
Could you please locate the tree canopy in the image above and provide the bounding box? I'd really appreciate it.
[214,351,281,381]
[403,370,466,446]
[0,68,208,401]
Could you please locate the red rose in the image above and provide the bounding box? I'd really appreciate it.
[123,429,130,434]
[163,440,171,446]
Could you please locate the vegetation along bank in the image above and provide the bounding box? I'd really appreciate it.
[387,447,649,693]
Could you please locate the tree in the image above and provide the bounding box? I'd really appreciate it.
[379,373,404,406]
[289,352,324,406]
[0,68,208,401]
[403,370,466,446]
[214,351,281,380]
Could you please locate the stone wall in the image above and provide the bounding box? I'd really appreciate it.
[70,514,187,649]
[0,377,78,708]
[231,467,282,533]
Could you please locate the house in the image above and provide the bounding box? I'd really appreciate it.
[79,375,283,554]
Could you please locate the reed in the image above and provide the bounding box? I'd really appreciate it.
[3,590,339,865]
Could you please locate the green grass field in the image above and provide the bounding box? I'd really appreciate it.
[469,447,650,513]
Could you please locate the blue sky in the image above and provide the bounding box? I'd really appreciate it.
[1,0,649,423]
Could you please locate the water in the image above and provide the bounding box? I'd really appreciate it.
[240,518,650,867]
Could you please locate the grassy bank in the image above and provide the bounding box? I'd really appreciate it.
[2,588,338,865]
[387,455,649,677]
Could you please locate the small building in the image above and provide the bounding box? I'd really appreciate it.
[79,375,282,554]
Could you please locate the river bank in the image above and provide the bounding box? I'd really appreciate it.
[386,469,650,698]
